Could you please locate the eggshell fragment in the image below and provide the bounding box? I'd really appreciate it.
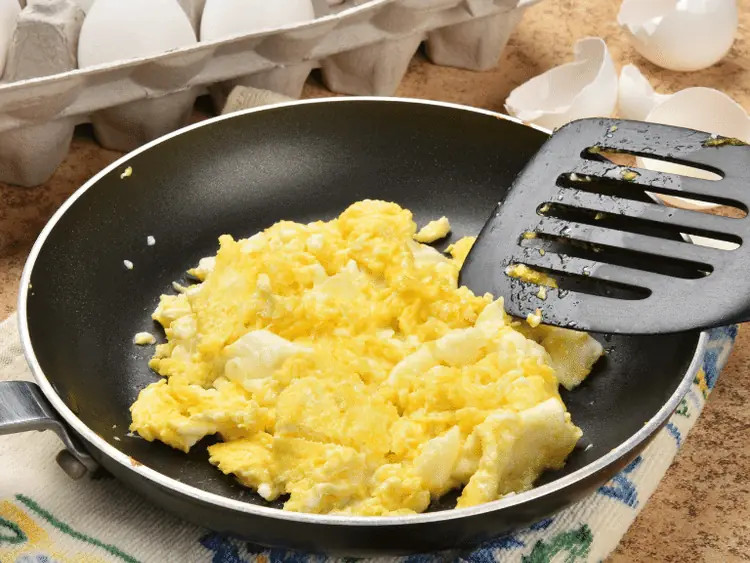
[644,88,750,145]
[618,0,738,72]
[623,74,750,210]
[505,37,617,130]
[201,0,316,41]
[641,91,748,209]
[617,64,670,121]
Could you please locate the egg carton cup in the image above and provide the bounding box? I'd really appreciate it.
[0,0,540,187]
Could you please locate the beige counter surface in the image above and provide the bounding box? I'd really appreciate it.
[1,0,749,560]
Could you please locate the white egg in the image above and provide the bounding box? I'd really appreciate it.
[618,0,738,72]
[0,0,20,77]
[201,0,316,41]
[505,37,617,130]
[72,0,93,11]
[78,0,196,67]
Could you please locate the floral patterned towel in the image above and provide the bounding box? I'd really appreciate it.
[0,313,737,563]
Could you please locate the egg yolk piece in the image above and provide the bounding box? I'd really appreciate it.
[130,200,602,516]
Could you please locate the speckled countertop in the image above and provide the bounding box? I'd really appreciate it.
[1,0,749,560]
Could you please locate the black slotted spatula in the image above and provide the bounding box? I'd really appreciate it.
[458,117,750,334]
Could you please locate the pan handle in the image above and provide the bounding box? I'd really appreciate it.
[0,380,98,478]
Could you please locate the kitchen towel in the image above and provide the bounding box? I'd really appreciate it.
[0,312,737,563]
[0,86,740,562]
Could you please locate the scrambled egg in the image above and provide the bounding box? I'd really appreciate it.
[526,308,543,329]
[505,264,558,288]
[133,332,156,345]
[130,200,602,516]
[414,217,451,243]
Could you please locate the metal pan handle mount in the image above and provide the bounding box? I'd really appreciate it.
[0,380,98,478]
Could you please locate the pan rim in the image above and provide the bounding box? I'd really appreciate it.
[17,96,708,527]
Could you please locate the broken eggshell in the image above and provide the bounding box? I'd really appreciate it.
[641,88,750,209]
[505,37,617,130]
[618,68,750,209]
[618,0,738,72]
[618,64,670,121]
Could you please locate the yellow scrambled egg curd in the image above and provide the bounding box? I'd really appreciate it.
[505,264,558,288]
[414,216,451,243]
[130,200,602,516]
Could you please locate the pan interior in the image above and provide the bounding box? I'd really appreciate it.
[25,100,700,510]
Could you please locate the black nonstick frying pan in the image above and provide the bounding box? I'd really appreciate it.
[4,98,706,556]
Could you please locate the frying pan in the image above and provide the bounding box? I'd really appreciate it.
[2,98,705,555]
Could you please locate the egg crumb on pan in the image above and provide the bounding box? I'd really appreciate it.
[133,332,156,345]
[505,263,558,288]
[414,216,451,243]
[129,200,603,516]
[526,308,543,329]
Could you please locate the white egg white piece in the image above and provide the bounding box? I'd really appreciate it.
[78,0,196,67]
[201,0,316,42]
[620,68,750,210]
[618,0,738,72]
[617,64,670,121]
[0,0,20,78]
[505,37,617,130]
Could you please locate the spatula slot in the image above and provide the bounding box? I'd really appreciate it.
[581,148,636,168]
[506,261,651,300]
[557,172,748,217]
[582,147,724,182]
[520,233,713,280]
[536,200,743,249]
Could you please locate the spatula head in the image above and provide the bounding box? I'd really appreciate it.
[459,118,750,334]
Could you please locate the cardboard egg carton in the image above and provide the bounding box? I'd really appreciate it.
[0,0,539,187]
